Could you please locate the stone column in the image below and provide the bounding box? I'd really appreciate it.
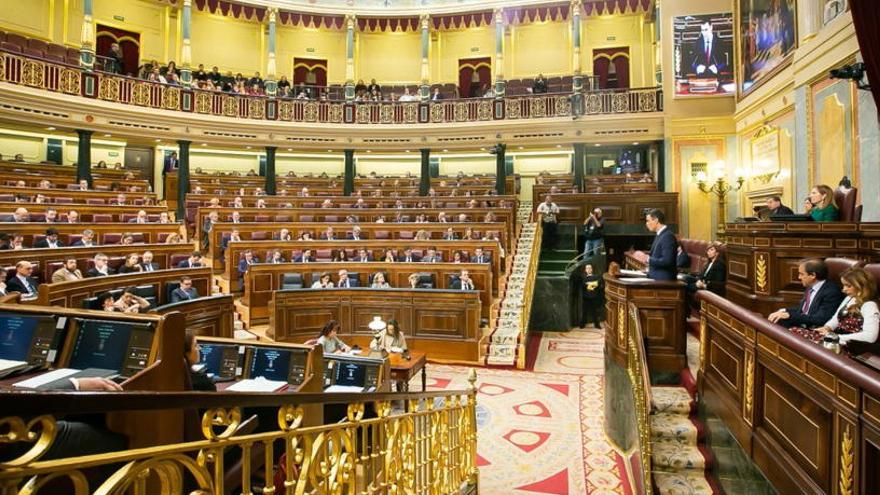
[571,0,584,95]
[420,149,431,195]
[494,144,507,195]
[799,0,821,42]
[493,8,506,97]
[180,0,193,86]
[265,8,278,97]
[343,149,355,195]
[419,14,431,100]
[265,147,277,195]
[79,0,95,70]
[76,130,93,186]
[344,14,356,101]
[176,140,191,221]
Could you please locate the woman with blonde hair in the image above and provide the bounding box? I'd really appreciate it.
[414,230,430,241]
[370,272,391,288]
[817,267,879,346]
[165,232,181,244]
[805,184,839,222]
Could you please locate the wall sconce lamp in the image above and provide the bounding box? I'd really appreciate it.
[695,161,745,236]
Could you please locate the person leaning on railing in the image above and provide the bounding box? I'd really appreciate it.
[815,267,880,351]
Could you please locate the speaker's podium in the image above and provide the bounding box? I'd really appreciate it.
[603,267,687,374]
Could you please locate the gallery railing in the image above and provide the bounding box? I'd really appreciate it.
[0,51,663,125]
[0,375,479,494]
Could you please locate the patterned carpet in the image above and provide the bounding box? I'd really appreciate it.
[415,327,628,495]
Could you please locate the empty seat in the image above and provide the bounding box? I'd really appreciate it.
[132,285,157,298]
[374,230,390,240]
[107,256,125,270]
[102,233,122,244]
[274,215,291,222]
[280,273,303,290]
[251,231,268,240]
[86,198,105,205]
[92,214,112,222]
[27,39,48,53]
[316,249,332,261]
[254,215,270,222]
[399,231,414,239]
[54,197,72,203]
[169,254,189,267]
[5,33,26,48]
[0,42,22,53]
[415,273,434,289]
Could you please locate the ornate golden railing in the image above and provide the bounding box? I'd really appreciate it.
[0,377,479,494]
[516,220,542,370]
[0,51,662,125]
[625,302,652,495]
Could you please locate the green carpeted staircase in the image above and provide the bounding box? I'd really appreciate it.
[537,249,578,276]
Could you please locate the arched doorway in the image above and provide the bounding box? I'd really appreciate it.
[293,58,328,90]
[592,47,630,90]
[458,57,491,98]
[96,24,140,76]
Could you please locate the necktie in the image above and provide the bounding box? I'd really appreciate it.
[802,288,813,313]
[478,256,483,263]
[22,278,34,294]
[406,257,411,262]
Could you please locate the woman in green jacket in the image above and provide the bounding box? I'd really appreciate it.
[806,184,839,222]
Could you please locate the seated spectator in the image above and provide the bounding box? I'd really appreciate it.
[140,251,159,272]
[171,276,200,302]
[317,320,350,354]
[442,228,458,241]
[78,180,89,191]
[311,272,334,289]
[87,254,115,277]
[72,229,96,247]
[6,261,38,297]
[299,231,314,241]
[355,248,372,262]
[118,253,142,274]
[471,247,490,264]
[113,288,150,313]
[97,292,116,312]
[158,212,171,224]
[255,199,267,208]
[407,273,421,289]
[66,210,80,223]
[12,154,25,162]
[370,272,390,288]
[9,207,30,223]
[421,247,442,263]
[165,233,183,244]
[113,193,127,206]
[10,234,25,250]
[0,270,6,296]
[805,184,839,222]
[329,249,346,263]
[275,228,292,242]
[267,249,286,264]
[532,74,548,94]
[452,250,464,263]
[120,233,135,245]
[431,87,443,100]
[178,251,203,268]
[768,259,844,328]
[348,226,363,240]
[37,179,51,189]
[322,226,336,240]
[451,269,475,290]
[34,228,64,248]
[815,268,879,347]
[0,233,11,250]
[129,210,150,224]
[399,247,420,263]
[765,196,794,216]
[382,249,396,263]
[414,230,430,241]
[336,268,355,288]
[237,250,258,288]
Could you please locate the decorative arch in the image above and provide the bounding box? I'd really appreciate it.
[592,47,630,89]
[96,24,141,76]
[458,57,491,98]
[293,58,328,88]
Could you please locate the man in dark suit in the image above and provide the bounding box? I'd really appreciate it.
[398,247,420,263]
[451,270,475,291]
[293,249,313,263]
[86,254,115,277]
[421,248,442,263]
[140,251,159,272]
[355,248,372,262]
[72,229,97,247]
[348,226,363,241]
[645,209,678,281]
[765,196,795,217]
[676,246,691,271]
[768,259,844,328]
[470,247,491,264]
[33,228,65,248]
[336,268,357,288]
[237,250,259,291]
[690,21,727,77]
[170,276,200,303]
[6,261,38,297]
[178,252,203,269]
[163,151,179,174]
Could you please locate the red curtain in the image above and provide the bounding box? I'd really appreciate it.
[458,58,491,98]
[592,47,630,89]
[850,0,880,112]
[96,24,140,76]
[292,58,327,87]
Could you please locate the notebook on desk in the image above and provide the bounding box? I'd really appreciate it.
[13,368,119,390]
[324,384,366,393]
[226,377,288,392]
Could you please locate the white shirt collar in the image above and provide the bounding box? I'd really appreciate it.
[810,280,825,294]
[656,225,667,235]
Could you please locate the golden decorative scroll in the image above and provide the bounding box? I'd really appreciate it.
[754,252,768,293]
[303,101,317,122]
[638,91,657,112]
[744,352,754,421]
[59,69,81,94]
[554,95,571,116]
[402,102,418,123]
[380,103,394,124]
[585,93,603,114]
[223,95,239,117]
[839,423,854,495]
[530,97,547,118]
[278,100,293,121]
[506,98,521,119]
[248,98,265,119]
[454,101,469,122]
[617,303,626,348]
[21,60,45,88]
[329,103,344,123]
[132,82,152,107]
[477,100,493,120]
[162,87,180,110]
[611,93,628,113]
[430,103,445,123]
[195,91,212,114]
[699,317,708,373]
[98,76,119,101]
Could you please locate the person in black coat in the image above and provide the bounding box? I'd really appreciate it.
[684,242,727,308]
[765,196,795,216]
[768,259,845,328]
[5,261,38,297]
[676,246,691,271]
[580,264,604,328]
[645,209,678,281]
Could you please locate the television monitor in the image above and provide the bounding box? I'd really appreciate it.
[334,361,367,388]
[198,343,241,380]
[0,313,65,367]
[248,346,309,384]
[69,319,154,377]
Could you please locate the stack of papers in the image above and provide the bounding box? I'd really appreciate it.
[324,385,365,393]
[0,359,29,378]
[226,377,288,392]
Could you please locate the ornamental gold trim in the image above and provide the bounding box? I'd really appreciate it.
[59,69,81,94]
[744,351,754,421]
[839,423,854,495]
[699,317,708,373]
[755,252,769,293]
[21,60,45,88]
[617,302,626,348]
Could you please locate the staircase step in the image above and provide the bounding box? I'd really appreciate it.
[651,386,695,415]
[653,470,718,495]
[650,413,701,445]
[652,439,713,471]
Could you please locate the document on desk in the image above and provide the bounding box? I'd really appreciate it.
[620,269,648,278]
[226,378,288,392]
[0,359,28,378]
[13,368,78,389]
[324,385,365,393]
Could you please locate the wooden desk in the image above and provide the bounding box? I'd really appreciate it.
[389,350,427,392]
[0,161,137,179]
[152,294,235,338]
[0,202,171,222]
[725,221,867,314]
[604,273,686,373]
[0,186,158,204]
[0,222,186,246]
[270,288,482,362]
[248,262,493,322]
